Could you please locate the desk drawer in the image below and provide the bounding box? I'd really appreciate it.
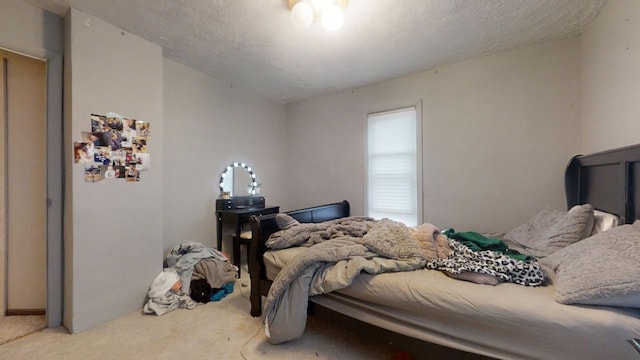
[239,207,279,222]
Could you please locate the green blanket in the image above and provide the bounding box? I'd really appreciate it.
[442,229,534,261]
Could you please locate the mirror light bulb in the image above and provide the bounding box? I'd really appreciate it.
[321,4,344,31]
[311,0,334,12]
[291,2,314,29]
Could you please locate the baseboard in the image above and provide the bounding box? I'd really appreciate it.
[6,309,46,316]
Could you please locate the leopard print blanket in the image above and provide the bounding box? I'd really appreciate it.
[426,239,546,286]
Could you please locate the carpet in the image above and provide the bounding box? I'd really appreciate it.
[241,315,397,359]
[0,315,46,345]
[0,276,399,359]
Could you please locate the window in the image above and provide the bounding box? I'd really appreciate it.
[366,106,421,226]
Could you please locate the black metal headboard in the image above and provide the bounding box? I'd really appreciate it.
[565,143,640,224]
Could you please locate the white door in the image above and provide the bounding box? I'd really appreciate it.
[1,49,47,315]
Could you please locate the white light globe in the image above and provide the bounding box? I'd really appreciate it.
[291,2,314,29]
[311,0,334,12]
[322,5,344,31]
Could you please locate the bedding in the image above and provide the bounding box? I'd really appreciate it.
[248,143,640,360]
[263,217,428,344]
[592,209,620,235]
[265,249,640,359]
[275,213,301,230]
[261,215,640,359]
[254,203,640,359]
[425,238,545,286]
[541,220,640,308]
[264,215,550,345]
[502,203,594,258]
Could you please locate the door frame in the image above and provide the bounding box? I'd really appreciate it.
[44,50,63,329]
[0,45,63,328]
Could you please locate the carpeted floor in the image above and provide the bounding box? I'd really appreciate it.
[0,315,46,346]
[0,273,402,359]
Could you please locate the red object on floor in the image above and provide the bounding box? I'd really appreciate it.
[393,351,412,360]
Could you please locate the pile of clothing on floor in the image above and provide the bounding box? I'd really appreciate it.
[143,241,238,316]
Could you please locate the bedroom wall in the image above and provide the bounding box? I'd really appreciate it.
[285,38,581,233]
[65,8,164,333]
[580,0,640,153]
[2,2,287,333]
[162,59,288,255]
[0,0,63,56]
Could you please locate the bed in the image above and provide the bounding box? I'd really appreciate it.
[248,143,640,360]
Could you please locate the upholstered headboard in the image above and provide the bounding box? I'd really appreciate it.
[565,143,640,224]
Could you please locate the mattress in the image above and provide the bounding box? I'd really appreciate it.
[264,247,640,360]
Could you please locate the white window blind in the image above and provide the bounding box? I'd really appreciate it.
[367,107,418,227]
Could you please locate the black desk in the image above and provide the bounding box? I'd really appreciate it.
[216,202,279,275]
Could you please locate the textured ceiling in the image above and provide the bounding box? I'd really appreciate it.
[24,0,607,104]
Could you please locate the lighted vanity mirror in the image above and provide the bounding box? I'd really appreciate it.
[219,162,258,197]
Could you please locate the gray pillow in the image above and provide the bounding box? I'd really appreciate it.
[541,221,640,308]
[503,204,594,258]
[276,213,300,230]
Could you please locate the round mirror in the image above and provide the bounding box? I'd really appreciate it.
[219,162,258,197]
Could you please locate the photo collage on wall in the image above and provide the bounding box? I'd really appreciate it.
[73,113,151,183]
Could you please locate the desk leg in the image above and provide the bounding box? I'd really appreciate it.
[216,215,222,251]
[234,222,242,277]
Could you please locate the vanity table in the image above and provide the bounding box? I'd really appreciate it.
[216,196,279,275]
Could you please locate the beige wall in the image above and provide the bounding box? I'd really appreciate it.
[285,38,582,233]
[580,0,640,153]
[65,8,164,333]
[162,59,287,254]
[3,50,47,312]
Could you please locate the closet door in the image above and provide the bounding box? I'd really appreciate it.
[1,49,47,314]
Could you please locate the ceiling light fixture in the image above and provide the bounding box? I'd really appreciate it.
[288,0,348,31]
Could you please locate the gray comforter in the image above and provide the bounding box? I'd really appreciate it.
[263,217,426,344]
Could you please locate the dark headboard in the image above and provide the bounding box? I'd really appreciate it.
[285,200,351,223]
[565,143,640,224]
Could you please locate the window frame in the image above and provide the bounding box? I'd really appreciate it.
[364,102,423,226]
